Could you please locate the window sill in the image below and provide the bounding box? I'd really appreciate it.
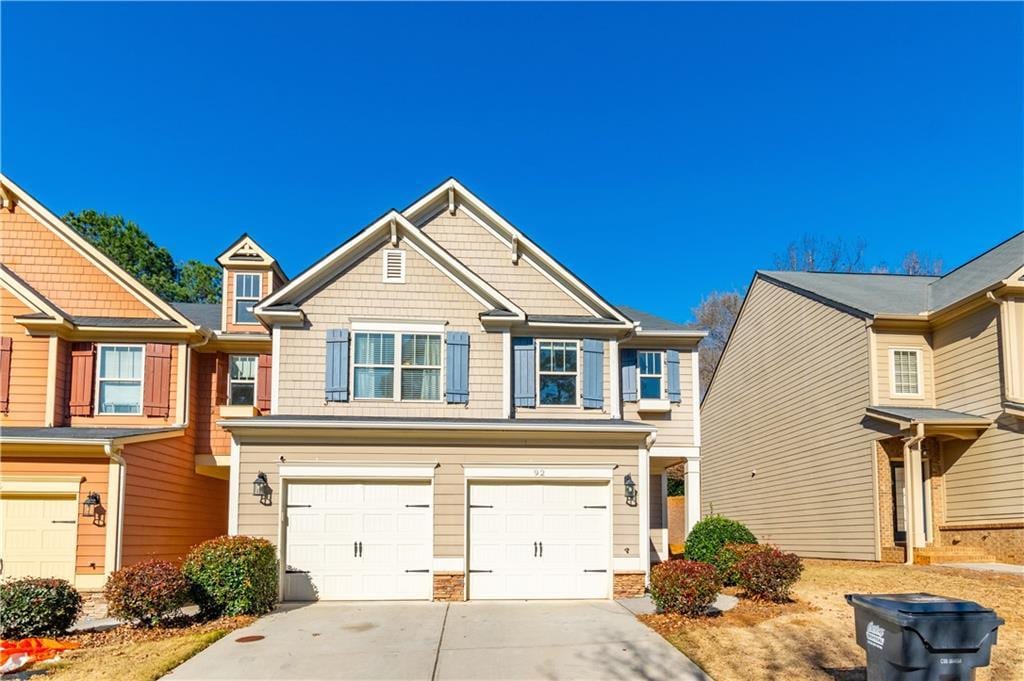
[637,399,671,413]
[220,405,259,417]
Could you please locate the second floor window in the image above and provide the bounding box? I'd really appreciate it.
[354,332,395,399]
[353,331,442,401]
[234,273,262,324]
[401,334,441,400]
[892,349,922,396]
[97,344,143,414]
[229,355,257,405]
[638,351,663,399]
[538,340,578,406]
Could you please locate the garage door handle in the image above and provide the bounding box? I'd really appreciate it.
[469,504,493,508]
[539,542,543,557]
[285,569,310,574]
[354,541,358,557]
[583,569,607,573]
[358,541,363,557]
[52,520,76,524]
[405,504,429,508]
[469,569,493,573]
[534,542,538,557]
[583,505,606,509]
[405,569,430,573]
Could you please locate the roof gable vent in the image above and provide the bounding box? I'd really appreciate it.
[382,249,406,284]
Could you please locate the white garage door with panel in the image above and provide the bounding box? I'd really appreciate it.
[283,481,432,601]
[468,481,611,600]
[1,495,78,581]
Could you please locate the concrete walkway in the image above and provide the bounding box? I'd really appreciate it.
[939,562,1024,575]
[168,600,709,681]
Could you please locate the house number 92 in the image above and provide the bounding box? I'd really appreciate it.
[534,468,546,477]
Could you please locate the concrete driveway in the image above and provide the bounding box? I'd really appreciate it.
[168,601,709,681]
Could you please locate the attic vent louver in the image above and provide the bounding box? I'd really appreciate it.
[383,249,406,283]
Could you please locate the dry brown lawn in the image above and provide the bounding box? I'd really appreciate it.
[642,560,1023,681]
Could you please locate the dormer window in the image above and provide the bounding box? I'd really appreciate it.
[234,273,262,325]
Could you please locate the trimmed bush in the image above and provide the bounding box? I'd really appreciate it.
[683,515,757,584]
[649,560,722,616]
[0,577,83,638]
[717,542,772,586]
[182,535,278,617]
[105,560,190,627]
[736,546,804,602]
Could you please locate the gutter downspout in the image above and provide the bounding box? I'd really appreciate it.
[901,422,926,566]
[104,443,127,571]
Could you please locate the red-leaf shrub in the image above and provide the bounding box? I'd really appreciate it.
[718,542,773,585]
[649,560,722,616]
[683,515,757,585]
[182,535,277,617]
[736,546,804,602]
[105,560,190,627]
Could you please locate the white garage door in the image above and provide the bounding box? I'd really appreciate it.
[468,482,610,600]
[1,495,78,581]
[283,481,432,601]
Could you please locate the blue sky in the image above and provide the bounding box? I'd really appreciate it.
[2,2,1021,321]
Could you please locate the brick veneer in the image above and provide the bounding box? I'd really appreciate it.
[432,572,465,601]
[612,572,645,599]
[939,525,1024,564]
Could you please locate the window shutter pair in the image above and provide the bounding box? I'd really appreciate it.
[142,343,173,417]
[620,348,681,403]
[257,354,273,411]
[70,342,96,416]
[0,336,11,414]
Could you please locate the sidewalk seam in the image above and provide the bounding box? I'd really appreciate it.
[430,602,450,681]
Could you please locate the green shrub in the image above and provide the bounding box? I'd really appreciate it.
[736,546,804,602]
[105,560,190,627]
[683,515,757,584]
[182,535,278,617]
[0,577,83,637]
[649,560,722,616]
[717,542,772,586]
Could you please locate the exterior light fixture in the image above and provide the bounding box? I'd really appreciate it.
[252,472,272,506]
[624,474,638,507]
[82,491,101,517]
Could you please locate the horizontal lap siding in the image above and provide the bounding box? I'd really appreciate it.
[874,329,934,406]
[0,288,49,426]
[933,306,1024,524]
[237,442,640,559]
[701,278,877,560]
[421,209,591,316]
[623,348,696,447]
[278,241,503,417]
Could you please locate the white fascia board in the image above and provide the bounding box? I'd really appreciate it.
[463,464,614,480]
[525,321,631,332]
[0,268,70,323]
[633,328,708,339]
[649,445,700,459]
[218,418,655,434]
[279,462,437,479]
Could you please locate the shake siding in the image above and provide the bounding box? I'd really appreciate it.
[0,205,156,318]
[701,278,878,560]
[277,241,504,417]
[420,209,592,316]
[0,456,108,574]
[193,352,232,455]
[874,329,934,406]
[236,441,641,559]
[623,348,696,446]
[69,344,180,427]
[933,306,1024,524]
[0,288,49,426]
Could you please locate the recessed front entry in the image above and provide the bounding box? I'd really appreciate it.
[0,495,78,581]
[283,481,432,601]
[467,481,611,599]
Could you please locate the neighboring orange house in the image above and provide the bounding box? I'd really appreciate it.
[0,174,283,610]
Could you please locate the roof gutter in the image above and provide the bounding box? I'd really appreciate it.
[217,418,655,434]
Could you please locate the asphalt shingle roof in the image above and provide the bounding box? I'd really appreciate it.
[617,305,705,332]
[171,302,222,330]
[1,426,183,441]
[866,406,990,423]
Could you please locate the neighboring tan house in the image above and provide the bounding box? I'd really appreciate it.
[701,232,1024,565]
[0,174,285,610]
[222,178,706,602]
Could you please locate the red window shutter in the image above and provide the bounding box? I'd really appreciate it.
[143,343,173,417]
[215,353,228,406]
[0,336,12,414]
[69,342,96,416]
[257,354,272,412]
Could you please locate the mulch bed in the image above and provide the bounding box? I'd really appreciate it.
[66,614,255,648]
[639,593,818,636]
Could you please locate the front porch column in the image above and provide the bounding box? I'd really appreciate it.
[903,426,926,564]
[684,455,700,537]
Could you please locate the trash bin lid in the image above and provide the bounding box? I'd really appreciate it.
[846,593,996,616]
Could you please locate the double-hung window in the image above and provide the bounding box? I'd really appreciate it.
[891,349,922,397]
[229,355,257,405]
[538,340,578,406]
[638,351,664,399]
[234,273,262,324]
[97,345,144,414]
[353,331,442,401]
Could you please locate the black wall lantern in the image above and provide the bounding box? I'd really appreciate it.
[624,474,638,507]
[252,472,273,506]
[82,491,105,526]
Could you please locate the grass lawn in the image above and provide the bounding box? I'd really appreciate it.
[641,559,1023,681]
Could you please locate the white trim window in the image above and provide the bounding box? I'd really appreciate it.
[352,331,444,401]
[228,354,257,405]
[891,349,923,397]
[638,350,664,399]
[96,344,144,414]
[234,272,262,324]
[400,334,442,401]
[353,332,396,400]
[538,340,579,406]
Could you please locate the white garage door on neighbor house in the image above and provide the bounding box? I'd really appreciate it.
[1,495,78,581]
[468,481,611,600]
[283,481,432,601]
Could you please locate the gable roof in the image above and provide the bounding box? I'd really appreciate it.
[929,230,1024,310]
[216,233,288,281]
[0,174,195,329]
[256,210,525,319]
[402,178,632,324]
[617,305,706,335]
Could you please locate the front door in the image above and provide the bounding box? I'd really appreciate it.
[890,460,930,545]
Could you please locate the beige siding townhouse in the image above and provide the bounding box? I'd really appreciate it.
[701,232,1024,565]
[221,179,706,601]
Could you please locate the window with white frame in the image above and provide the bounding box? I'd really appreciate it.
[538,340,578,406]
[234,273,262,324]
[891,349,922,396]
[638,350,664,399]
[229,355,257,405]
[353,331,443,401]
[97,345,144,414]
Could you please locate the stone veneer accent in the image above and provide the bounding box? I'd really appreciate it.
[80,590,108,619]
[432,572,465,602]
[612,572,646,599]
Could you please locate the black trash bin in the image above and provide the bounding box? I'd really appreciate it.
[845,592,1004,681]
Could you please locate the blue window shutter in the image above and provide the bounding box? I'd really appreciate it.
[582,339,604,409]
[667,349,681,403]
[446,331,470,404]
[620,349,638,402]
[512,337,536,408]
[325,329,349,402]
